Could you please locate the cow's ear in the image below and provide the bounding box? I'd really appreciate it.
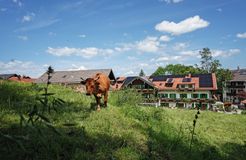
[80,77,86,85]
[94,75,100,81]
[81,80,86,85]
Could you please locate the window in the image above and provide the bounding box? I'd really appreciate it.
[238,82,244,86]
[169,94,176,99]
[192,94,199,98]
[200,94,208,99]
[159,93,168,98]
[165,83,173,87]
[188,84,193,88]
[180,94,187,99]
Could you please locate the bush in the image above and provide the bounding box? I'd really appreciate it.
[241,110,246,115]
[109,89,143,107]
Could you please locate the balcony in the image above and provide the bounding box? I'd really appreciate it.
[226,85,245,88]
[159,98,215,103]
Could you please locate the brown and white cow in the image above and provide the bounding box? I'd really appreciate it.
[81,73,110,111]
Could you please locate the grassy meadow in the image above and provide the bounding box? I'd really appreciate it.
[0,81,246,160]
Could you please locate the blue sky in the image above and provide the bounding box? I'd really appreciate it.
[0,0,245,77]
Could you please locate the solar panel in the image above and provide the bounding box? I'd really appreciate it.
[122,77,136,87]
[152,76,167,81]
[182,78,191,82]
[151,75,184,81]
[198,74,213,87]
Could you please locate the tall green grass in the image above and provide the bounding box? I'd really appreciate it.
[0,81,246,160]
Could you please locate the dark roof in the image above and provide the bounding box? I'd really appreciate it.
[122,77,135,86]
[152,73,214,88]
[122,76,156,88]
[151,75,184,81]
[35,69,115,84]
[230,69,246,81]
[194,74,213,88]
[0,74,17,80]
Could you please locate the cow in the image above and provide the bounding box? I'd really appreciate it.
[81,73,110,111]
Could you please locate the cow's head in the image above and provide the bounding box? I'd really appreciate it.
[81,77,95,96]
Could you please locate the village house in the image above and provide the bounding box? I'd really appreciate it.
[118,73,217,109]
[151,73,217,109]
[35,69,116,92]
[223,68,246,104]
[0,74,34,83]
[120,76,158,98]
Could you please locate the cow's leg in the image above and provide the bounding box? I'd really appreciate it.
[96,96,101,111]
[104,91,108,108]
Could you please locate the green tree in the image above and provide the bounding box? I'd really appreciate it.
[139,69,146,77]
[200,48,213,73]
[216,68,232,95]
[210,59,222,73]
[152,64,201,76]
[151,66,166,76]
[199,48,232,96]
[199,48,222,73]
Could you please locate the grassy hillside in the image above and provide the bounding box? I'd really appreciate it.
[0,81,246,160]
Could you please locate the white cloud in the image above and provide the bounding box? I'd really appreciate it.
[136,36,161,52]
[115,35,169,54]
[124,70,135,76]
[48,32,56,36]
[156,55,182,62]
[236,32,246,39]
[68,64,87,71]
[17,35,28,41]
[0,8,7,12]
[217,8,222,12]
[173,42,189,51]
[78,34,86,38]
[15,19,60,32]
[138,63,149,67]
[160,0,184,4]
[13,0,22,7]
[114,45,132,52]
[155,15,209,35]
[46,47,114,58]
[180,50,199,57]
[22,13,35,22]
[43,64,50,68]
[123,33,128,37]
[0,60,42,77]
[115,36,163,53]
[159,35,171,42]
[212,49,240,57]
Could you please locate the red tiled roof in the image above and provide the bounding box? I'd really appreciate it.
[8,77,35,83]
[153,73,217,91]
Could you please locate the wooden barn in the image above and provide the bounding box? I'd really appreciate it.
[35,69,116,92]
